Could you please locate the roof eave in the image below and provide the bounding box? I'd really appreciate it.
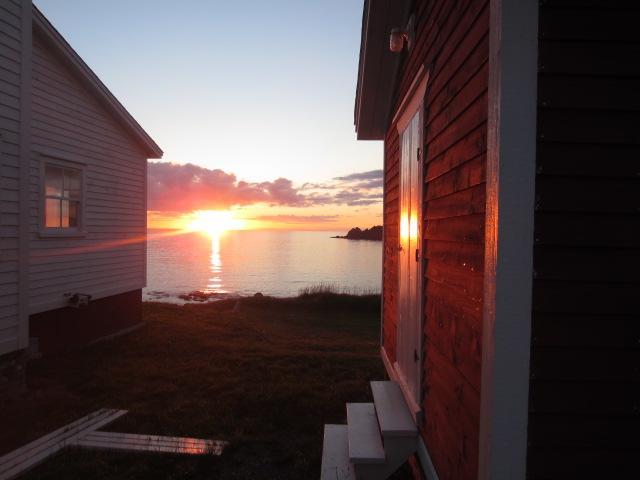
[32,5,163,159]
[354,0,411,141]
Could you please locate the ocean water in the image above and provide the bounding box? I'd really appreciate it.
[144,229,382,302]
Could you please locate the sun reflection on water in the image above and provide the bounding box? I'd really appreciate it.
[206,233,225,293]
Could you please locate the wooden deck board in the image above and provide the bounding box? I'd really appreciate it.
[0,409,227,479]
[73,431,227,455]
[0,409,127,480]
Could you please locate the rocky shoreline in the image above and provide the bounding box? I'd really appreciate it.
[332,225,382,241]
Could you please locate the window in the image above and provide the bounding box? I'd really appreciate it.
[44,164,82,229]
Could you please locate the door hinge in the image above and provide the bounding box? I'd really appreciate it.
[414,349,419,362]
[417,147,421,162]
[415,248,420,262]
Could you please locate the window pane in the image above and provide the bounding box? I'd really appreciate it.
[45,166,63,196]
[44,165,82,229]
[61,200,70,228]
[45,198,61,227]
[67,189,82,200]
[64,169,81,198]
[68,201,79,227]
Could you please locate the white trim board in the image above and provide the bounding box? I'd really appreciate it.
[0,131,19,357]
[380,346,397,383]
[392,64,429,132]
[17,0,33,351]
[416,435,440,480]
[479,0,538,479]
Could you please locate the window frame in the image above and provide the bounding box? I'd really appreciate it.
[39,155,87,238]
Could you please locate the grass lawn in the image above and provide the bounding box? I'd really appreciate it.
[0,294,410,479]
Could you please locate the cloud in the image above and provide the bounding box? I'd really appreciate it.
[332,189,382,206]
[148,162,383,211]
[300,169,383,206]
[333,170,383,182]
[352,178,384,189]
[148,162,304,211]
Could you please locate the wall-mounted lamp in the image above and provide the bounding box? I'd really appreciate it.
[389,14,416,53]
[65,292,92,308]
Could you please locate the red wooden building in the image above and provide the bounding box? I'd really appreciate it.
[321,1,638,479]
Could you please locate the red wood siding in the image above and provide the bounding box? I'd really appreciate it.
[382,1,489,478]
[528,2,640,478]
[383,126,400,364]
[29,289,142,355]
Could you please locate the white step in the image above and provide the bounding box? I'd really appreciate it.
[346,403,385,464]
[320,425,355,480]
[370,381,418,437]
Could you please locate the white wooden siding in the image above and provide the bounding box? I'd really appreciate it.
[28,32,147,314]
[0,0,24,355]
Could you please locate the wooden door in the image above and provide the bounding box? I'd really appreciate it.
[396,109,422,406]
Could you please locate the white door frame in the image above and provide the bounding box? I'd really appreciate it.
[386,65,429,420]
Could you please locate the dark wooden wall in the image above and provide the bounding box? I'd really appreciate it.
[29,289,142,354]
[382,124,399,364]
[529,1,640,478]
[382,0,489,478]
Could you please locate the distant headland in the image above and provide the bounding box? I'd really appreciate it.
[332,225,382,241]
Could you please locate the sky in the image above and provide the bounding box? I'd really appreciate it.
[35,0,383,231]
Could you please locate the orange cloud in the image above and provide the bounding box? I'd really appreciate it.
[148,162,383,211]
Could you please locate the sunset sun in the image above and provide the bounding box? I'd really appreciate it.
[185,210,245,237]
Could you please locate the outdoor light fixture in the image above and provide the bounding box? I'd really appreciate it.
[65,292,92,308]
[390,15,416,53]
[390,28,408,52]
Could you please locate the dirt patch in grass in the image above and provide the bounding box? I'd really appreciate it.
[0,294,407,479]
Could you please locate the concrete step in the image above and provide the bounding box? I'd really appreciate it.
[371,381,418,438]
[320,424,355,480]
[346,403,385,464]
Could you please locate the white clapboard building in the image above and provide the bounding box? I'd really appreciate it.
[1,1,162,356]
